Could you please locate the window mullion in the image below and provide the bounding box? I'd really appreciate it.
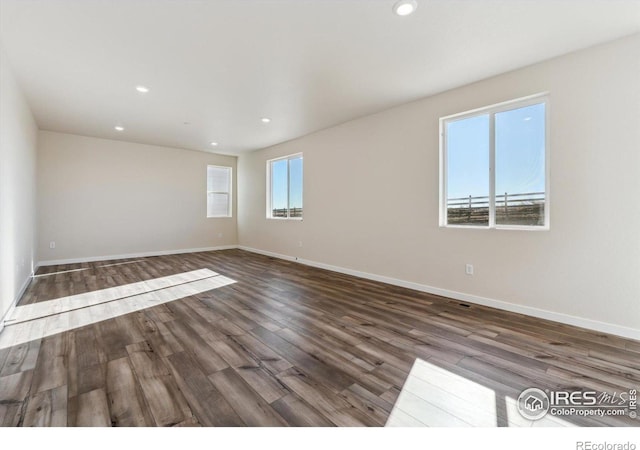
[489,113,496,228]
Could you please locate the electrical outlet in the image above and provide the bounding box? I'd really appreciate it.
[298,241,303,247]
[49,241,56,249]
[217,233,223,238]
[465,264,474,275]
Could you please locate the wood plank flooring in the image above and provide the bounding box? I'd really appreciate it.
[0,249,638,426]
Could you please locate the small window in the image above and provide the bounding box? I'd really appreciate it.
[267,153,303,219]
[207,165,232,218]
[440,94,549,229]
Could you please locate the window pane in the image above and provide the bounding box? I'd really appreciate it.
[207,166,230,193]
[271,159,288,218]
[495,103,545,226]
[207,166,231,217]
[446,115,490,226]
[288,156,303,218]
[207,192,229,217]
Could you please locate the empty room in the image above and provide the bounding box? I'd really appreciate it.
[1,0,639,446]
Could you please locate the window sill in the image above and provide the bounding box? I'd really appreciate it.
[440,224,549,231]
[266,217,303,221]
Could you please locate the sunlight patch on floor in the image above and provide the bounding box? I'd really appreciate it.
[32,267,89,278]
[386,358,498,426]
[10,268,220,324]
[0,269,235,350]
[32,259,147,279]
[385,358,574,427]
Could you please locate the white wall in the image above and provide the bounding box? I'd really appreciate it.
[238,34,640,338]
[0,43,38,326]
[38,131,237,263]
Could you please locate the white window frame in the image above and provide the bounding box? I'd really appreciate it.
[266,153,303,220]
[439,93,550,231]
[206,165,232,218]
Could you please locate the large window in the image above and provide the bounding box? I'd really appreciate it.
[440,94,548,229]
[207,165,232,218]
[267,153,303,219]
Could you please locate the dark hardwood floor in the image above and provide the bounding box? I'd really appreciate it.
[0,249,638,426]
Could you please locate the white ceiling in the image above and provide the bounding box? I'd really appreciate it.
[1,0,639,155]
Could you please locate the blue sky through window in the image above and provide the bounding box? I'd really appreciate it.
[271,159,288,210]
[289,157,303,209]
[496,103,545,195]
[447,103,545,200]
[447,114,490,199]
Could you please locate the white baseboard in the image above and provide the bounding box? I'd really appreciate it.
[0,269,36,333]
[37,245,238,267]
[238,246,640,341]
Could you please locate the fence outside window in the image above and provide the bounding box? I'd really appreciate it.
[447,192,545,226]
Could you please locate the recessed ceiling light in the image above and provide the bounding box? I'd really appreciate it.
[210,142,218,146]
[135,85,150,93]
[393,0,417,16]
[261,117,271,123]
[114,125,124,131]
[524,117,532,121]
